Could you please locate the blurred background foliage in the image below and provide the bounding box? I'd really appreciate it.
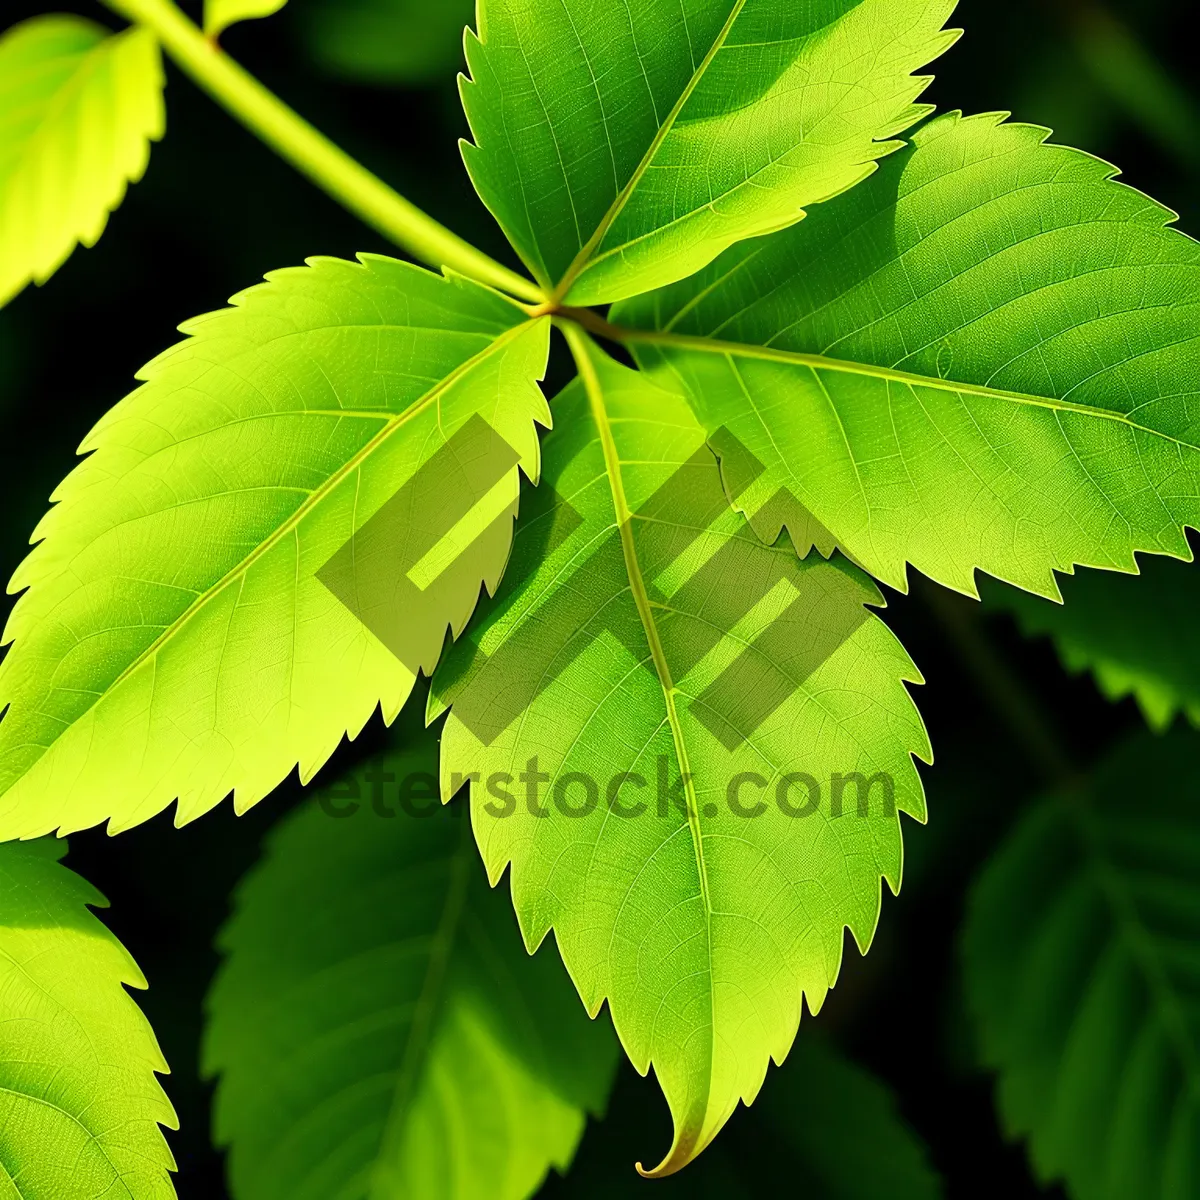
[2,1,1199,1195]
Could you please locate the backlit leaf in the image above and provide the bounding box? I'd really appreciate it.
[205,745,617,1200]
[0,15,164,307]
[461,0,959,305]
[0,839,177,1197]
[0,258,550,840]
[616,111,1200,599]
[204,0,288,40]
[432,333,929,1176]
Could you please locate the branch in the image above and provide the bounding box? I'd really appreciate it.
[101,0,543,302]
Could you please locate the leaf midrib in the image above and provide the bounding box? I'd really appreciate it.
[609,324,1200,452]
[566,325,714,1157]
[549,0,748,305]
[0,318,539,801]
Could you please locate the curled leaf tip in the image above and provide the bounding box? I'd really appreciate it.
[635,1136,695,1179]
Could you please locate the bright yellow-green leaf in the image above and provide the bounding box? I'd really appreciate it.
[0,257,550,841]
[461,0,959,306]
[432,335,930,1177]
[616,112,1200,600]
[0,15,164,308]
[204,0,288,40]
[0,839,178,1197]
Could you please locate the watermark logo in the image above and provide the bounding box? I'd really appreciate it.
[317,759,897,823]
[318,413,526,678]
[318,416,862,751]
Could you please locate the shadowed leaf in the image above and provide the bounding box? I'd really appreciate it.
[964,729,1200,1199]
[204,746,618,1200]
[983,557,1200,732]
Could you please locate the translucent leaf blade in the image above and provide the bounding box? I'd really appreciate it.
[203,746,618,1200]
[0,258,551,840]
[461,0,959,305]
[432,339,930,1175]
[0,840,177,1197]
[615,111,1200,599]
[0,16,164,307]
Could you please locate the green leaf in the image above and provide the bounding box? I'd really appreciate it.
[204,745,618,1200]
[0,15,164,308]
[0,838,177,1197]
[0,257,550,841]
[963,728,1200,1199]
[299,0,474,86]
[204,0,288,40]
[614,111,1200,599]
[431,333,930,1177]
[983,557,1200,732]
[460,0,959,306]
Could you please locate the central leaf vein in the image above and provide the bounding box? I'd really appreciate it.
[550,0,749,303]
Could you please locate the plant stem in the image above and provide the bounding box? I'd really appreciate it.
[100,0,543,302]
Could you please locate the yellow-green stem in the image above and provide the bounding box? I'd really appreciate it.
[101,0,543,302]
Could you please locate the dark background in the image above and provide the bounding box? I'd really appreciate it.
[0,1,1194,1194]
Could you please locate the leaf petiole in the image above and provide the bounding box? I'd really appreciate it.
[99,0,544,302]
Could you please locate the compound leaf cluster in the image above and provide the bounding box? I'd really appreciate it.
[2,0,1199,1191]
